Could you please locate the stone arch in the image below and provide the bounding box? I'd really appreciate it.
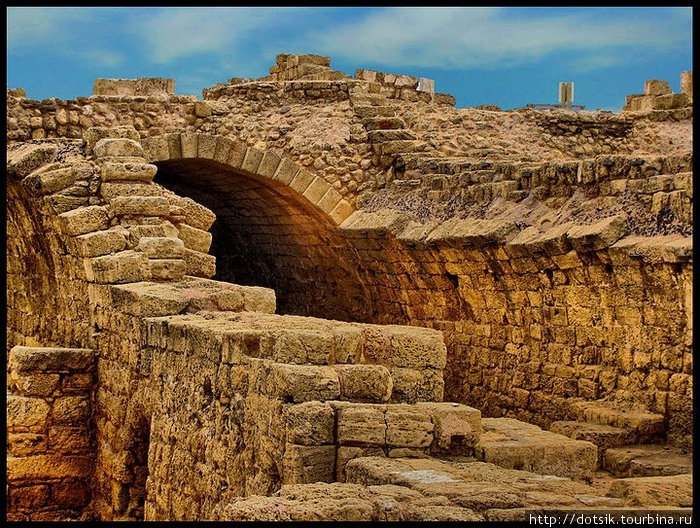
[141,133,356,226]
[141,133,375,322]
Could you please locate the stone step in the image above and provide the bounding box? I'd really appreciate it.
[344,456,624,517]
[549,421,634,465]
[606,474,692,508]
[602,445,692,478]
[367,129,417,142]
[362,117,406,131]
[475,418,598,482]
[349,94,388,106]
[372,140,424,156]
[568,400,666,443]
[352,105,395,118]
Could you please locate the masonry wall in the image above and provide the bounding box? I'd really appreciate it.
[7,346,97,521]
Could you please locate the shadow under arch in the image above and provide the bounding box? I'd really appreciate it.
[149,151,375,322]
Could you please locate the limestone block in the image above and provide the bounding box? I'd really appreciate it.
[272,329,335,364]
[434,93,456,106]
[9,346,94,372]
[177,223,212,253]
[534,222,573,255]
[417,402,482,453]
[110,196,170,216]
[93,77,174,96]
[177,197,216,231]
[269,363,340,402]
[197,134,218,159]
[7,143,58,180]
[316,187,343,215]
[336,404,387,446]
[329,199,356,226]
[9,372,60,397]
[282,444,336,484]
[51,396,91,424]
[302,177,331,204]
[23,164,89,195]
[643,79,672,96]
[289,167,315,195]
[285,402,335,445]
[334,364,392,402]
[180,131,198,159]
[48,426,93,454]
[7,454,93,481]
[73,229,127,257]
[603,445,692,478]
[385,406,434,448]
[652,93,690,110]
[225,139,248,169]
[136,236,185,258]
[84,126,141,152]
[150,259,187,281]
[567,215,628,252]
[257,151,282,178]
[680,71,692,99]
[181,248,216,278]
[386,326,447,369]
[476,418,597,481]
[7,395,50,429]
[101,162,157,182]
[606,474,692,507]
[94,138,144,158]
[59,205,110,236]
[241,147,264,174]
[336,447,385,482]
[194,102,212,117]
[84,250,151,284]
[390,368,444,403]
[8,433,48,457]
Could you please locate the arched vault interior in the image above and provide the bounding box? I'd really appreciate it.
[154,159,374,322]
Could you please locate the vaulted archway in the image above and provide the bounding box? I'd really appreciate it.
[142,133,375,322]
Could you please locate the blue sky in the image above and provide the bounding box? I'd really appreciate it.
[6,7,693,111]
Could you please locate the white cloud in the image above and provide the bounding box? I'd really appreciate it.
[7,7,125,67]
[130,7,292,64]
[301,7,692,70]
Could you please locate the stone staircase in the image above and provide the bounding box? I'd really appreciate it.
[549,399,692,479]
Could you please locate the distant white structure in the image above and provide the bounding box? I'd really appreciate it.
[559,82,574,107]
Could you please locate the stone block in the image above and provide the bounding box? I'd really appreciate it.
[257,151,282,178]
[7,143,58,180]
[73,229,127,257]
[680,71,692,98]
[9,346,95,372]
[197,134,218,159]
[289,167,315,194]
[282,444,336,484]
[181,248,216,278]
[386,326,447,369]
[241,147,264,174]
[7,454,93,481]
[271,157,301,186]
[51,396,91,424]
[567,215,627,252]
[417,402,482,453]
[94,138,144,158]
[48,426,93,454]
[336,404,387,446]
[7,395,50,429]
[137,236,185,258]
[59,205,110,236]
[101,162,157,182]
[334,364,392,402]
[150,259,187,281]
[390,368,444,403]
[8,433,48,457]
[303,177,331,204]
[10,372,60,397]
[285,401,335,445]
[336,446,385,482]
[385,406,434,448]
[84,250,151,284]
[643,79,672,96]
[268,363,340,402]
[177,223,213,253]
[110,196,170,216]
[8,484,49,510]
[329,199,356,225]
[606,474,692,507]
[22,164,86,195]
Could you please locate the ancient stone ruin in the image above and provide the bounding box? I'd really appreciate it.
[6,54,692,521]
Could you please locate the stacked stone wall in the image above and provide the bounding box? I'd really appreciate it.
[7,346,97,521]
